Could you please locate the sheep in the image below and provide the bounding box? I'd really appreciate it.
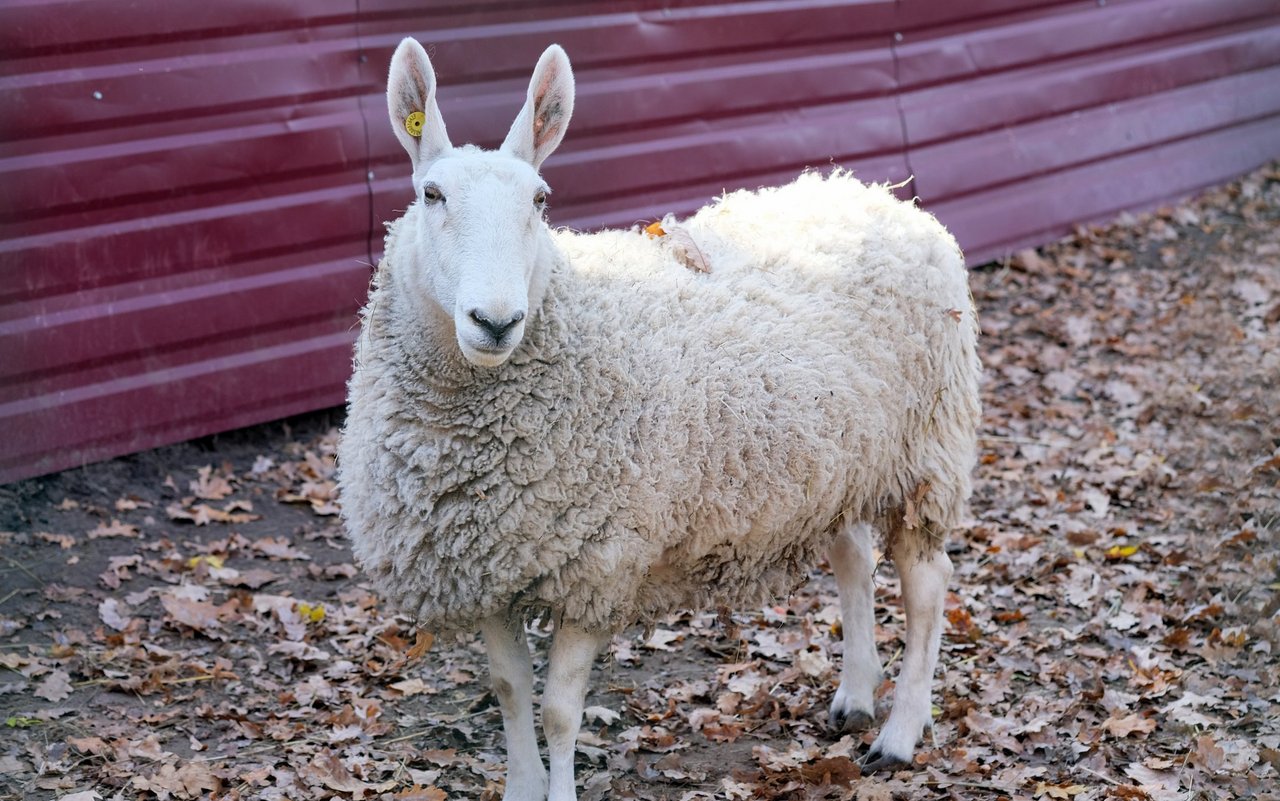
[337,38,982,801]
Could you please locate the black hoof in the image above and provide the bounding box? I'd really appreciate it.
[828,708,874,733]
[860,748,911,773]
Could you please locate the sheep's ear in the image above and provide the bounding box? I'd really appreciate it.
[500,44,574,170]
[387,37,451,171]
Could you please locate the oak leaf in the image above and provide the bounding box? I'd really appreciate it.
[34,670,73,702]
[1102,713,1157,738]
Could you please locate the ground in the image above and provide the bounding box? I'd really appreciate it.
[2,164,1278,801]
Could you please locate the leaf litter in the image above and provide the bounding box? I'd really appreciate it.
[1,164,1278,800]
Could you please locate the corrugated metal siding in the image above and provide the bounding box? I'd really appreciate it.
[901,0,1280,257]
[1,1,374,484]
[3,0,1278,483]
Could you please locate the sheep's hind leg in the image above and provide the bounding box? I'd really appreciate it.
[827,520,882,733]
[480,616,547,801]
[543,622,609,801]
[864,541,953,772]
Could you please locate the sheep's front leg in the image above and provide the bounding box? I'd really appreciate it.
[827,521,883,733]
[864,544,952,771]
[480,616,547,801]
[543,622,608,801]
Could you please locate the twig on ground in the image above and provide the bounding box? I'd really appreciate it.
[1,555,45,587]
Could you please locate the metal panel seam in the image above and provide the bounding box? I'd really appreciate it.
[356,0,378,274]
[888,1,916,193]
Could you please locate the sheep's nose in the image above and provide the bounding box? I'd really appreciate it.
[468,309,525,342]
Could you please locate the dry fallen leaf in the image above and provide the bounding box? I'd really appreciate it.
[393,787,447,801]
[301,751,396,796]
[644,628,682,651]
[167,501,260,526]
[250,536,310,560]
[131,762,220,800]
[67,736,110,756]
[159,593,224,635]
[34,669,73,702]
[189,465,235,500]
[665,226,711,273]
[87,519,139,539]
[36,532,76,549]
[98,598,132,631]
[389,677,433,697]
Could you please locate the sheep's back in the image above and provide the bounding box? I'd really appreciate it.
[541,171,980,624]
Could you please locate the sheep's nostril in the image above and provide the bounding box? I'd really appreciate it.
[469,309,524,343]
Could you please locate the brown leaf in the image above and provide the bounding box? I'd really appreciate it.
[644,628,682,651]
[1013,247,1049,272]
[653,753,707,782]
[1034,783,1088,799]
[190,464,235,500]
[301,752,395,796]
[127,735,171,760]
[1192,734,1226,772]
[904,480,931,530]
[393,787,447,801]
[222,568,279,589]
[1109,786,1154,800]
[310,562,359,580]
[131,762,220,799]
[798,756,861,786]
[421,748,467,767]
[160,593,224,635]
[250,536,310,560]
[172,763,220,797]
[166,501,259,526]
[388,678,434,697]
[1102,713,1158,738]
[34,669,73,702]
[99,554,143,589]
[88,519,139,539]
[268,641,330,662]
[666,226,711,273]
[407,629,435,660]
[67,736,110,755]
[36,532,76,549]
[1123,763,1182,801]
[98,598,133,631]
[277,479,340,515]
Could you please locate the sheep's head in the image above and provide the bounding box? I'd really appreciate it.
[386,38,574,368]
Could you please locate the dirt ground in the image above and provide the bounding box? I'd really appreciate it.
[2,164,1278,801]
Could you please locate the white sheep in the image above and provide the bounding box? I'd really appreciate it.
[338,38,981,801]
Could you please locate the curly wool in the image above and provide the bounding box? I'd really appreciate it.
[338,170,981,634]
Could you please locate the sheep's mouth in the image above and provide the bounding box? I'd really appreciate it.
[459,341,516,368]
[456,313,526,367]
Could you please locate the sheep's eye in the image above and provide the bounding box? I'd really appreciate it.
[423,184,444,204]
[533,190,547,207]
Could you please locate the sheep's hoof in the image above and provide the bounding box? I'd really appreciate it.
[827,707,874,733]
[860,746,911,774]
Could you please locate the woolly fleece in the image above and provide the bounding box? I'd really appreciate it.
[338,170,981,634]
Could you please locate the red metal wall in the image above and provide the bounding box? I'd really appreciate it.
[3,0,1279,483]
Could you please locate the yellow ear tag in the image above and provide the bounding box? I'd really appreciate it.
[644,221,666,238]
[404,111,425,138]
